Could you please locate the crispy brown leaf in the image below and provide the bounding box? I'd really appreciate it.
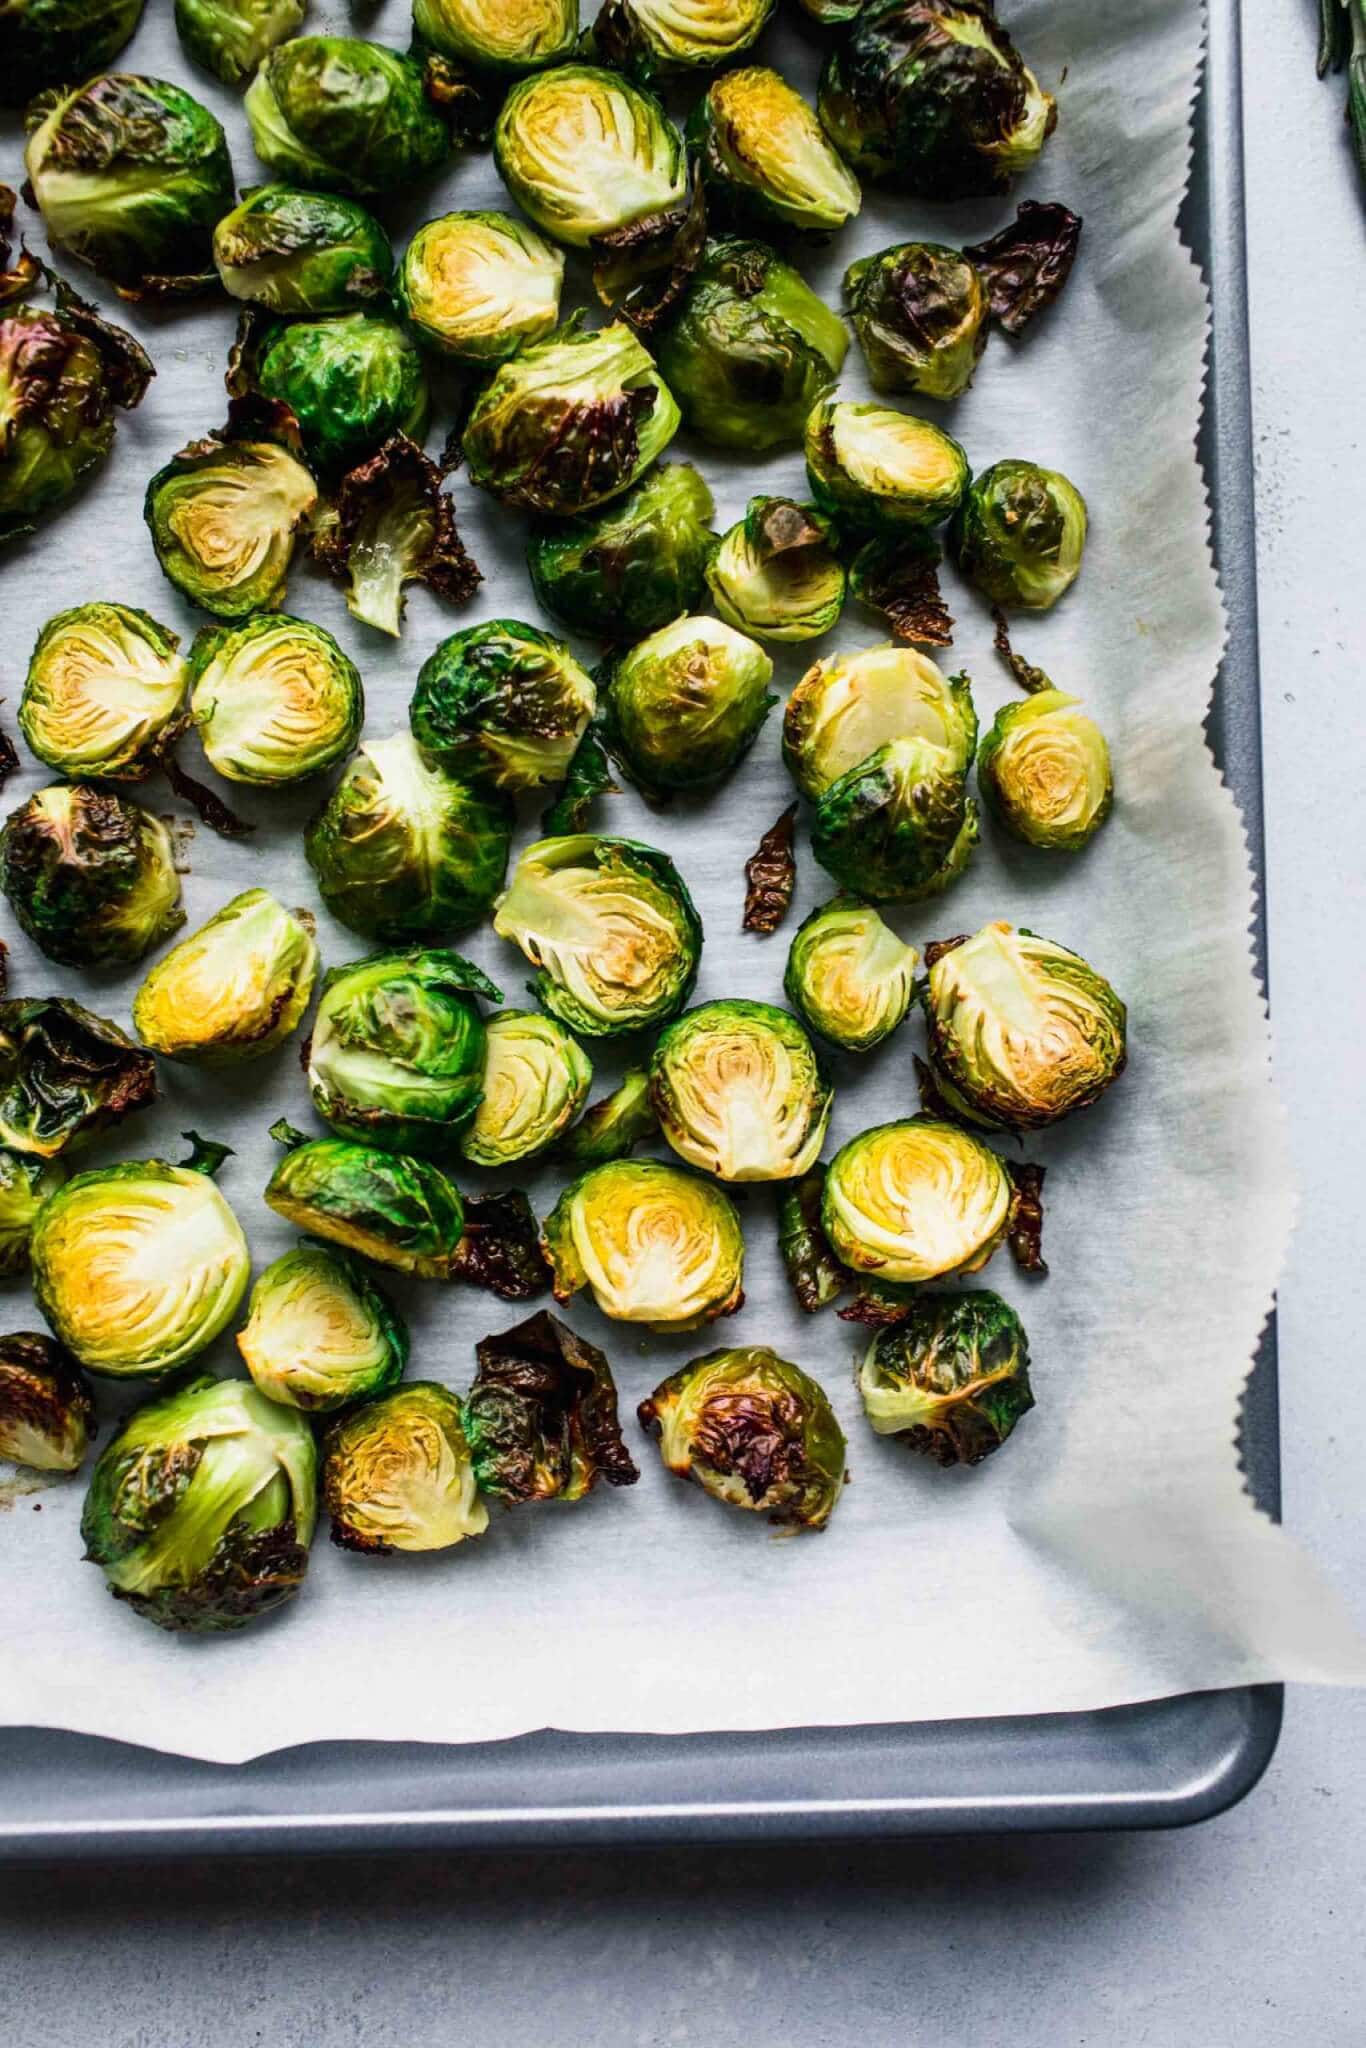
[451,1190,552,1301]
[992,608,1051,694]
[743,802,798,934]
[312,433,481,638]
[1007,1161,1048,1274]
[850,540,953,646]
[466,1309,638,1503]
[160,748,255,841]
[964,201,1083,337]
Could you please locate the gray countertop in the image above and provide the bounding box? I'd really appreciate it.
[3,2,1365,2040]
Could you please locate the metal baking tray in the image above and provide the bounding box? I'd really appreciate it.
[0,0,1279,1858]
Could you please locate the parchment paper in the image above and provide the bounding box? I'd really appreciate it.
[4,0,1363,1765]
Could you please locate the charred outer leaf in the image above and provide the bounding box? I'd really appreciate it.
[743,802,798,933]
[465,1308,638,1503]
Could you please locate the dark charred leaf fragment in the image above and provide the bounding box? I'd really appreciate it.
[1006,1160,1047,1273]
[451,1189,552,1301]
[964,201,1083,337]
[465,1308,638,1504]
[849,537,953,645]
[743,801,798,933]
[312,433,481,639]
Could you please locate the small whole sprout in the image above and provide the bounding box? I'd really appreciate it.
[238,1245,409,1413]
[176,0,305,86]
[305,730,513,943]
[0,998,157,1159]
[783,643,977,798]
[214,185,395,315]
[495,833,702,1039]
[823,1116,1012,1284]
[20,604,186,784]
[461,1011,592,1168]
[804,400,970,536]
[978,689,1112,852]
[132,890,318,1067]
[920,922,1127,1130]
[656,237,847,453]
[593,0,772,84]
[254,313,428,480]
[1,785,184,969]
[705,497,845,645]
[557,1066,656,1168]
[410,620,596,794]
[81,1373,317,1632]
[784,898,919,1051]
[464,1309,638,1504]
[0,0,145,108]
[266,1132,468,1279]
[188,614,363,788]
[950,459,1088,610]
[859,1291,1034,1467]
[688,67,860,237]
[399,211,564,364]
[844,241,988,399]
[604,614,775,796]
[414,0,578,75]
[527,462,716,643]
[649,999,831,1184]
[323,1382,487,1553]
[246,36,451,198]
[542,1157,744,1330]
[144,430,319,621]
[639,1346,845,1530]
[0,1331,93,1472]
[0,1154,67,1276]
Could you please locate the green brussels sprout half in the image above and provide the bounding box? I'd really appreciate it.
[556,1065,656,1167]
[804,399,969,535]
[463,320,681,517]
[266,1133,467,1279]
[978,689,1112,852]
[603,613,774,796]
[527,462,716,643]
[399,211,564,364]
[593,0,772,84]
[920,922,1127,1130]
[238,1245,408,1413]
[823,1116,1012,1284]
[649,999,831,1183]
[812,735,978,902]
[24,74,235,299]
[655,237,847,453]
[0,292,152,545]
[307,947,501,1156]
[253,313,428,480]
[175,0,305,86]
[494,65,686,249]
[639,1345,845,1530]
[461,1010,591,1168]
[81,1373,316,1631]
[783,641,977,795]
[784,898,919,1051]
[132,890,318,1067]
[464,1308,638,1504]
[705,497,845,645]
[843,241,988,399]
[410,620,596,794]
[0,1153,67,1276]
[816,0,1056,200]
[0,997,157,1159]
[214,185,394,315]
[950,459,1088,610]
[858,1290,1034,1466]
[1,785,184,969]
[33,1153,250,1378]
[542,1157,743,1330]
[688,66,860,236]
[414,0,578,75]
[0,0,145,109]
[0,1331,92,1472]
[305,730,513,944]
[19,603,186,784]
[188,614,363,788]
[494,833,702,1038]
[144,432,318,621]
[246,36,451,197]
[323,1381,487,1552]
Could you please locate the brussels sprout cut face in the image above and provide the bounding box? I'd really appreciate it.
[145,437,318,621]
[461,1011,592,1168]
[705,498,845,645]
[951,460,1088,610]
[0,1153,66,1276]
[783,643,977,797]
[844,241,988,399]
[596,0,772,82]
[1,785,184,969]
[0,1332,93,1472]
[0,0,145,109]
[189,615,363,787]
[256,314,428,480]
[0,999,156,1161]
[265,1138,467,1279]
[414,0,578,73]
[785,899,919,1051]
[805,400,970,535]
[649,1000,831,1183]
[214,186,394,315]
[527,462,716,643]
[324,1382,487,1553]
[246,37,450,198]
[133,891,318,1068]
[410,620,596,793]
[859,1291,1034,1467]
[690,67,861,236]
[640,1347,845,1530]
[238,1246,408,1413]
[494,66,687,249]
[978,690,1112,852]
[81,1374,317,1632]
[921,923,1127,1129]
[399,212,564,364]
[20,604,186,783]
[823,1117,1011,1285]
[542,1159,744,1330]
[494,834,702,1038]
[176,0,305,86]
[606,614,774,795]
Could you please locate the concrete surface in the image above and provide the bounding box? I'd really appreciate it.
[3,2,1365,2042]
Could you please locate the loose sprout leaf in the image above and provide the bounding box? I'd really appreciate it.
[0,715,18,791]
[777,1165,846,1313]
[178,1131,235,1178]
[466,1309,639,1504]
[0,998,158,1158]
[963,201,1083,337]
[541,728,619,836]
[912,1052,969,1128]
[50,278,154,408]
[451,1190,552,1301]
[269,1117,309,1150]
[589,172,707,335]
[557,1067,656,1168]
[1007,1160,1047,1274]
[849,539,953,646]
[159,747,256,841]
[312,434,482,639]
[743,802,798,933]
[991,608,1051,694]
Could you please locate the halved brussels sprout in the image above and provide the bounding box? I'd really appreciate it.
[655,238,847,453]
[603,613,774,796]
[253,313,428,480]
[705,498,845,644]
[542,1157,743,1329]
[176,0,304,85]
[527,462,716,642]
[399,211,564,363]
[133,890,318,1067]
[461,1010,591,1168]
[0,0,144,108]
[188,614,362,788]
[813,736,978,902]
[823,1116,1012,1284]
[144,432,318,621]
[649,999,831,1183]
[214,185,394,314]
[311,433,482,641]
[0,997,157,1159]
[238,1245,408,1413]
[689,66,860,236]
[323,1381,487,1552]
[0,1153,67,1276]
[305,730,513,943]
[410,620,596,794]
[465,1308,637,1503]
[307,948,500,1155]
[1,785,184,969]
[81,1373,316,1631]
[594,0,772,83]
[978,689,1112,852]
[19,604,186,784]
[414,0,578,75]
[639,1346,845,1529]
[32,1152,250,1378]
[920,923,1127,1129]
[494,64,686,248]
[844,241,987,399]
[265,1134,467,1279]
[859,1291,1034,1466]
[494,834,702,1038]
[557,1065,656,1167]
[785,899,918,1051]
[246,36,451,197]
[783,642,977,795]
[950,459,1088,610]
[0,1331,92,1471]
[804,400,970,535]
[463,319,681,517]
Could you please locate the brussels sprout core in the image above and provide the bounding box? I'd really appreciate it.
[323,1383,488,1553]
[843,241,988,399]
[690,67,861,236]
[859,1291,1034,1466]
[20,604,186,783]
[461,1011,592,1167]
[639,1346,846,1530]
[145,435,319,621]
[527,462,717,643]
[950,459,1087,610]
[978,689,1112,851]
[399,211,564,363]
[823,1117,1012,1284]
[246,37,450,198]
[410,620,596,793]
[133,890,318,1067]
[605,614,775,795]
[784,899,919,1051]
[238,1246,408,1413]
[706,498,846,644]
[214,185,394,315]
[189,614,362,787]
[649,1000,831,1183]
[542,1158,744,1330]
[1,785,185,969]
[805,399,970,535]
[0,1332,93,1472]
[265,1136,467,1279]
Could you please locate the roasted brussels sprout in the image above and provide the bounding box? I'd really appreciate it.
[816,0,1056,199]
[144,429,318,621]
[246,36,451,197]
[920,923,1127,1130]
[410,620,596,794]
[1,785,184,969]
[465,1308,637,1503]
[844,241,987,399]
[81,1373,316,1631]
[542,1157,743,1329]
[250,313,427,481]
[705,497,845,644]
[783,642,976,797]
[557,1065,656,1167]
[307,948,500,1155]
[188,614,363,787]
[639,1346,845,1529]
[859,1291,1034,1466]
[305,730,512,943]
[132,890,317,1067]
[461,1010,591,1167]
[978,688,1112,852]
[784,898,918,1051]
[398,211,564,364]
[649,999,830,1183]
[494,834,702,1038]
[214,185,394,314]
[0,0,144,108]
[0,1331,92,1471]
[0,1154,67,1276]
[0,998,156,1160]
[323,1381,486,1552]
[950,459,1088,610]
[804,400,969,535]
[689,66,860,236]
[594,0,771,83]
[527,462,716,642]
[414,0,577,75]
[311,434,481,641]
[24,74,234,299]
[176,0,304,85]
[494,63,684,250]
[463,319,681,516]
[19,604,186,784]
[238,1245,408,1413]
[602,613,774,796]
[823,1116,1012,1284]
[655,238,847,453]
[265,1133,467,1279]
